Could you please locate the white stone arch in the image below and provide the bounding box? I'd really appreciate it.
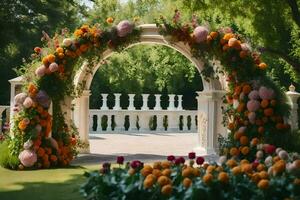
[68,24,227,154]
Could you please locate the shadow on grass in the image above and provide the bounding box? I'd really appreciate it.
[0,173,86,200]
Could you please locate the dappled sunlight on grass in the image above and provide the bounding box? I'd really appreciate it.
[0,165,99,200]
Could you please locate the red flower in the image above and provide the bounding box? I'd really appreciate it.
[196,156,205,165]
[188,152,196,159]
[117,156,124,165]
[167,155,175,162]
[264,144,276,155]
[175,156,185,165]
[130,160,143,169]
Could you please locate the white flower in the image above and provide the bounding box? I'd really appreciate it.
[278,150,289,160]
[256,150,264,159]
[24,140,33,150]
[275,148,282,155]
[218,156,227,165]
[264,156,273,167]
[63,38,73,47]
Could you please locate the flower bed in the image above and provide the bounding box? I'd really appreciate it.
[81,149,300,200]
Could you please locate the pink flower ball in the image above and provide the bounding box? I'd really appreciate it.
[248,112,256,124]
[35,65,46,77]
[23,97,34,108]
[47,137,59,150]
[193,26,209,43]
[49,62,59,72]
[14,93,27,105]
[248,90,259,100]
[116,20,133,37]
[19,149,37,167]
[259,86,275,100]
[238,126,247,133]
[247,100,260,112]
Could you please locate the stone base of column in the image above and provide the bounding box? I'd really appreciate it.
[193,146,217,156]
[78,142,90,154]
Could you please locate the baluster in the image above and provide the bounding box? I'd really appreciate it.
[167,94,176,110]
[97,114,102,132]
[114,113,124,132]
[139,113,150,132]
[167,112,179,132]
[182,115,188,131]
[141,94,149,110]
[113,93,122,110]
[107,114,112,132]
[156,114,165,131]
[89,114,93,132]
[177,95,183,110]
[100,94,109,110]
[128,94,135,110]
[154,94,162,110]
[190,114,197,132]
[129,113,138,132]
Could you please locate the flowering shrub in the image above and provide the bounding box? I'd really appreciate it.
[81,150,300,200]
[4,19,141,169]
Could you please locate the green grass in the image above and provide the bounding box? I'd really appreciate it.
[0,165,99,200]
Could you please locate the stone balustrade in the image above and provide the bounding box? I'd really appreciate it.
[0,105,10,134]
[90,93,196,133]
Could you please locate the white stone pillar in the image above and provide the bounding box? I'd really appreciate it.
[89,114,93,132]
[194,90,226,155]
[107,114,112,132]
[113,93,122,110]
[156,113,165,131]
[100,94,109,110]
[190,114,197,132]
[154,94,162,110]
[76,90,91,153]
[114,113,124,132]
[286,84,300,130]
[177,95,183,110]
[167,94,176,110]
[9,83,16,131]
[182,115,188,131]
[167,112,179,132]
[141,94,149,110]
[97,114,102,132]
[129,113,138,132]
[128,94,135,110]
[139,113,150,132]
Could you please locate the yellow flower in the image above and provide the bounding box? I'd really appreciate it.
[106,17,114,24]
[161,184,172,195]
[74,29,83,37]
[257,179,269,189]
[203,173,213,184]
[218,172,229,183]
[183,177,192,188]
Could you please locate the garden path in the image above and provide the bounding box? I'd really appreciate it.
[72,133,219,165]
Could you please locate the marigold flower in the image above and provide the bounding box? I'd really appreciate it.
[161,184,172,195]
[157,175,171,186]
[203,173,213,184]
[74,29,83,37]
[162,169,172,177]
[257,179,269,189]
[106,17,114,24]
[141,165,153,177]
[232,166,242,175]
[183,177,192,188]
[18,120,27,131]
[182,166,193,177]
[218,172,229,183]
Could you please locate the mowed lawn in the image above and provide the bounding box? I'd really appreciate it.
[0,165,99,200]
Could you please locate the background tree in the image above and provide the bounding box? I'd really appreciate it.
[0,0,86,104]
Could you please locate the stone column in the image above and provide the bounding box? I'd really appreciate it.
[100,94,109,110]
[97,114,102,132]
[139,112,150,132]
[141,94,149,110]
[286,84,300,130]
[129,113,138,132]
[190,114,197,132]
[154,94,162,110]
[182,114,188,131]
[128,94,135,110]
[114,112,124,132]
[156,113,165,131]
[177,95,183,110]
[194,90,226,155]
[167,94,176,110]
[113,93,122,110]
[167,112,179,132]
[107,114,112,132]
[89,114,94,132]
[74,90,91,153]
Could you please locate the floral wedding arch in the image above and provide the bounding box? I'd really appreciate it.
[8,14,291,169]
